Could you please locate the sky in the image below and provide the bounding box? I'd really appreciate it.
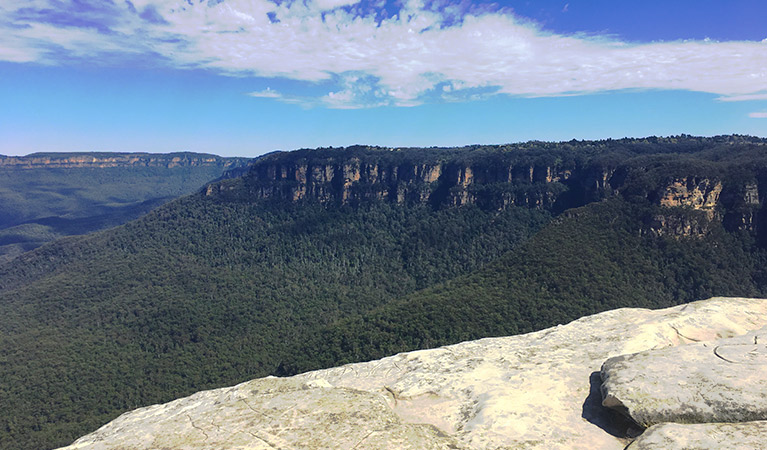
[1,0,766,157]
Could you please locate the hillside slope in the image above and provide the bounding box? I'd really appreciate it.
[0,180,549,447]
[280,197,767,374]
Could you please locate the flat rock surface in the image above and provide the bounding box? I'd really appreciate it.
[59,297,767,450]
[60,377,468,450]
[601,326,767,427]
[625,421,767,450]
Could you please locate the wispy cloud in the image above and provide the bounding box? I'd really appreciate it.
[718,93,767,102]
[2,0,766,108]
[313,0,363,11]
[247,88,282,98]
[749,112,767,119]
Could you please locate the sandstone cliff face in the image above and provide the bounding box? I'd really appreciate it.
[57,297,767,450]
[213,152,580,210]
[212,150,757,211]
[201,146,767,240]
[643,212,715,237]
[639,175,767,238]
[657,177,723,215]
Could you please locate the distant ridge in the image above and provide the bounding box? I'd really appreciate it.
[0,151,249,169]
[0,152,251,261]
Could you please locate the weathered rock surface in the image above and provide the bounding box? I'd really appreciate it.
[601,325,767,428]
[224,151,575,208]
[658,177,722,214]
[625,421,767,450]
[60,377,467,450]
[58,297,767,450]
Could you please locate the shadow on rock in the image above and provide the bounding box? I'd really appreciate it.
[581,371,643,440]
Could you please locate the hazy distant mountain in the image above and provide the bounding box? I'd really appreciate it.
[0,152,250,261]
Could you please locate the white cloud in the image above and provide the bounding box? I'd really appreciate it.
[749,112,767,118]
[247,88,281,98]
[2,0,767,108]
[0,35,43,63]
[313,0,362,11]
[718,93,767,102]
[320,73,392,108]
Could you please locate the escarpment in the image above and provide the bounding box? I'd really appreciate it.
[640,174,767,237]
[233,156,575,208]
[204,140,767,239]
[657,177,723,212]
[0,152,249,169]
[205,146,594,210]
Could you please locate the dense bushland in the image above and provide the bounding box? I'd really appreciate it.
[0,198,548,449]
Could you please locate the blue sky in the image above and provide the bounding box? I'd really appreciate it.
[1,0,766,157]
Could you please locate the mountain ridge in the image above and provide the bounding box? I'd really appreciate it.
[0,152,252,261]
[210,136,767,239]
[0,152,249,169]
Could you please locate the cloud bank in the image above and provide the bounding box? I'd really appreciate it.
[2,0,766,108]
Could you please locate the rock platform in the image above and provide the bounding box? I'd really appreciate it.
[58,297,767,450]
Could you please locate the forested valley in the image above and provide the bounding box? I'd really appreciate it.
[3,135,767,449]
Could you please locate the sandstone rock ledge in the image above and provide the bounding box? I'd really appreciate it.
[625,421,767,450]
[601,326,767,428]
[58,297,767,450]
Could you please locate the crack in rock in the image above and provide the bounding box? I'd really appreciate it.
[350,430,375,450]
[186,414,209,441]
[246,431,279,449]
[669,324,701,342]
[384,386,399,406]
[713,345,739,364]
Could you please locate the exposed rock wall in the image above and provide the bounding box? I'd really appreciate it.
[214,149,758,216]
[225,154,582,209]
[200,146,767,240]
[657,177,723,216]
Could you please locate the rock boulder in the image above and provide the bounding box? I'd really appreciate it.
[625,421,767,450]
[601,326,767,427]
